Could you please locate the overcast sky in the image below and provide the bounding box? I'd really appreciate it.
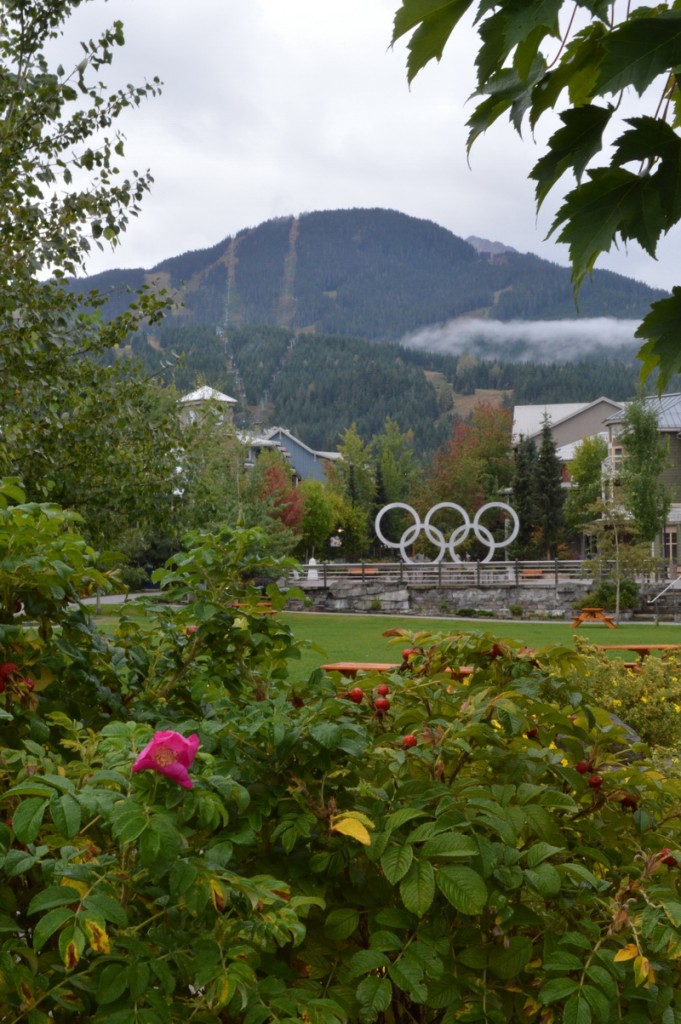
[62,0,679,292]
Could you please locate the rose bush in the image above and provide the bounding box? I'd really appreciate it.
[3,483,681,1022]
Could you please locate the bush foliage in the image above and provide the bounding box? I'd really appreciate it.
[3,484,681,1023]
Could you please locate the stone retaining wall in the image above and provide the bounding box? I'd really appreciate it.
[286,578,679,619]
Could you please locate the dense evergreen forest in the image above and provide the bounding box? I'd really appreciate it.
[83,207,673,457]
[124,322,667,457]
[73,208,665,340]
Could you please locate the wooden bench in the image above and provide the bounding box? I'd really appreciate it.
[346,567,379,577]
[572,607,616,629]
[520,569,544,579]
[231,601,275,615]
[321,662,473,679]
[321,662,399,678]
[598,644,681,663]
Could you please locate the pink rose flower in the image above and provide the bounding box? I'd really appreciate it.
[132,730,200,789]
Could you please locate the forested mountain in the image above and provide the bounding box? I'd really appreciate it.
[75,208,665,340]
[125,322,662,457]
[87,207,670,457]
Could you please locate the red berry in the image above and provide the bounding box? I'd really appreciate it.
[21,678,34,691]
[401,735,417,749]
[620,793,639,811]
[588,774,603,789]
[658,848,678,867]
[525,728,539,739]
[402,648,416,661]
[575,760,590,774]
[376,683,391,696]
[374,697,390,713]
[346,688,365,704]
[185,624,198,635]
[0,663,18,678]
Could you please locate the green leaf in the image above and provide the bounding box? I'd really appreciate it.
[28,886,82,915]
[564,993,593,1024]
[531,105,612,206]
[524,862,562,898]
[552,167,663,286]
[309,722,342,749]
[356,975,392,1023]
[127,962,150,1001]
[539,977,580,1003]
[476,0,559,85]
[111,800,147,843]
[544,951,584,971]
[381,844,414,884]
[586,964,617,999]
[636,288,681,390]
[582,983,611,1023]
[613,116,681,229]
[324,907,360,940]
[50,794,81,839]
[420,832,478,859]
[82,893,128,927]
[524,841,565,868]
[349,949,390,978]
[435,865,487,915]
[400,860,435,917]
[488,935,533,980]
[384,807,428,834]
[96,963,129,1005]
[598,12,681,97]
[389,954,427,1002]
[661,899,681,927]
[12,798,48,844]
[32,906,73,951]
[392,0,475,84]
[4,782,57,799]
[368,929,403,951]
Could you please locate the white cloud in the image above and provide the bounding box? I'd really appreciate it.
[54,0,679,293]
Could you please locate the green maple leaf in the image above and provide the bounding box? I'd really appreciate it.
[598,11,681,96]
[476,0,559,86]
[392,0,474,83]
[531,104,612,206]
[636,288,681,390]
[613,116,681,230]
[552,167,665,285]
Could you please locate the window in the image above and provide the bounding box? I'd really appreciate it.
[663,528,678,562]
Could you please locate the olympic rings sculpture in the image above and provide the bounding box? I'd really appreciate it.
[374,501,519,564]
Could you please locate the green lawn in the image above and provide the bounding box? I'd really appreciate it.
[282,612,681,682]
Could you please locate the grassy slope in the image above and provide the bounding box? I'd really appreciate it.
[282,612,681,683]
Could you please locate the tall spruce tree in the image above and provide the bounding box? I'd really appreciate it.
[511,436,538,557]
[534,421,565,559]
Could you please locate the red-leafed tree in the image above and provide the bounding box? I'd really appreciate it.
[421,405,513,510]
[418,405,513,557]
[244,451,306,549]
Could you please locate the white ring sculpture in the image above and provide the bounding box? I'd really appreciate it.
[374,501,519,564]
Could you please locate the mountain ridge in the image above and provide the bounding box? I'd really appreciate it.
[74,208,666,343]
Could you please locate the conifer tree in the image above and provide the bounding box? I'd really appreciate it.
[534,421,565,558]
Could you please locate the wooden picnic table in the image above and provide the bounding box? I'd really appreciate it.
[321,661,474,679]
[231,601,275,615]
[572,607,616,629]
[321,662,400,678]
[597,644,681,663]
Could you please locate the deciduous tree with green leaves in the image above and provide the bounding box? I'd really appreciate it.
[619,396,671,544]
[392,0,681,387]
[564,434,608,545]
[0,0,178,559]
